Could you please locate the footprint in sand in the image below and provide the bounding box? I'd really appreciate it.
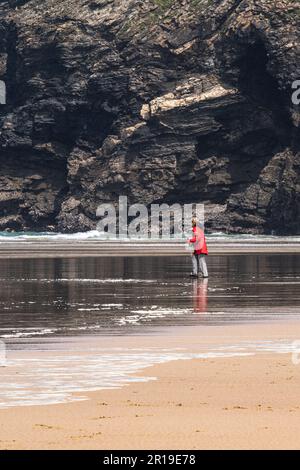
[34,424,62,430]
[91,416,111,420]
[69,431,102,440]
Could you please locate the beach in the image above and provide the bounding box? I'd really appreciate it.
[0,236,300,258]
[0,240,299,450]
[0,322,300,450]
[0,0,299,454]
[0,350,299,449]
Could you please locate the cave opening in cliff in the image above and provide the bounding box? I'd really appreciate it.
[173,38,296,210]
[236,39,292,141]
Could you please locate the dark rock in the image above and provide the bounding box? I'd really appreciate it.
[0,0,299,234]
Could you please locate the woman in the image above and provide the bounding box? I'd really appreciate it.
[188,217,208,278]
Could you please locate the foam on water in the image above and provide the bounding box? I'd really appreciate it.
[0,230,300,243]
[0,340,297,408]
[0,277,158,284]
[1,328,57,339]
[115,308,193,326]
[0,230,102,241]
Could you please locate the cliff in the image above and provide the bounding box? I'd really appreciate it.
[0,0,299,234]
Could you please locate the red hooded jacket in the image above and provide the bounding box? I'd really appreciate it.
[189,226,208,255]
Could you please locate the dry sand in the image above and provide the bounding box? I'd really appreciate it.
[0,346,300,449]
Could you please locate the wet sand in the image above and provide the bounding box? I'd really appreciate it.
[1,322,300,450]
[1,253,300,340]
[0,239,300,258]
[0,251,299,449]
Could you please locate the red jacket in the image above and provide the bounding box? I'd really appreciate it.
[189,226,208,255]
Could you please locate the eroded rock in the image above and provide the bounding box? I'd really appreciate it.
[0,0,299,234]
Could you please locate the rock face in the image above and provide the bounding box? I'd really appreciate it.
[0,0,299,234]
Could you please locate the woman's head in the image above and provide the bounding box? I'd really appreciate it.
[192,217,197,227]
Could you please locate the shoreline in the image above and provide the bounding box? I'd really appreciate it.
[0,240,300,258]
[1,322,300,449]
[0,351,299,449]
[0,250,299,449]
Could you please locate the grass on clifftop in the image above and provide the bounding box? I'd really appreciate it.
[153,0,173,9]
[118,0,214,37]
[153,0,212,10]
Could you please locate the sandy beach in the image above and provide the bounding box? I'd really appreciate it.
[0,354,299,450]
[0,0,299,454]
[1,322,300,450]
[0,250,299,449]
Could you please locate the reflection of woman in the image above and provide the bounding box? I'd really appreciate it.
[193,278,208,313]
[188,218,208,278]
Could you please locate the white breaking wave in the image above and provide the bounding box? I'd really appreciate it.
[0,230,103,241]
[0,230,300,243]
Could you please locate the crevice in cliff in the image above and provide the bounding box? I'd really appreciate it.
[205,0,247,38]
[62,106,114,147]
[7,0,32,7]
[236,39,292,144]
[4,23,19,108]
